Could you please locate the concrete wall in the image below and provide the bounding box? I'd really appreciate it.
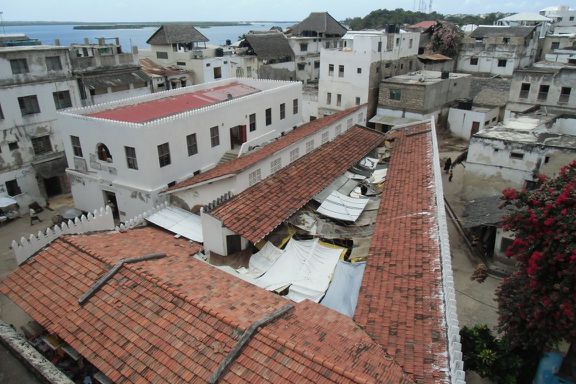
[541,35,576,57]
[469,76,511,103]
[59,79,302,218]
[447,107,499,140]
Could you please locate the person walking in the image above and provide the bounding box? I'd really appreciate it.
[444,157,452,174]
[448,169,454,182]
[30,207,42,226]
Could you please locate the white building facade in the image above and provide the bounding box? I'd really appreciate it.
[59,78,302,219]
[0,45,82,211]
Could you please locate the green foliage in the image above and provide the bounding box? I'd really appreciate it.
[460,325,522,383]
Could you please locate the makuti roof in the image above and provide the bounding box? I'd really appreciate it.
[290,12,348,37]
[354,121,451,383]
[86,82,260,123]
[210,126,385,244]
[167,105,364,193]
[146,24,209,45]
[0,227,413,384]
[242,31,295,60]
[470,26,536,38]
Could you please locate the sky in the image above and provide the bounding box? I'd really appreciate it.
[0,0,568,22]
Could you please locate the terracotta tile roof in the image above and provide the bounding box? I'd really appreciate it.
[86,82,260,123]
[209,126,385,244]
[0,227,413,384]
[167,105,365,193]
[354,122,450,383]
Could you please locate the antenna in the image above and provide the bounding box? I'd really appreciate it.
[0,12,6,35]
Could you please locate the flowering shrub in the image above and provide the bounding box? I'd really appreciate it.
[427,21,462,57]
[497,161,576,350]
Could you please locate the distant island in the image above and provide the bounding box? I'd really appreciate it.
[2,21,297,27]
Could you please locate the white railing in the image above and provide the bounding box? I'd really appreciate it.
[12,206,115,265]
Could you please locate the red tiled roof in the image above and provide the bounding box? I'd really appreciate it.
[210,126,385,244]
[0,227,413,384]
[86,82,260,123]
[167,105,365,193]
[408,20,437,29]
[354,122,450,384]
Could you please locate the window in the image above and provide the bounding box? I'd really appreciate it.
[0,103,3,119]
[186,134,198,156]
[270,158,282,173]
[125,146,138,169]
[18,95,40,115]
[5,179,21,197]
[338,65,344,78]
[519,83,531,99]
[510,152,524,160]
[321,131,329,144]
[347,118,353,128]
[336,94,342,107]
[409,39,413,49]
[297,63,305,71]
[300,43,308,52]
[213,66,222,79]
[503,37,510,44]
[156,51,168,59]
[559,87,571,103]
[551,42,560,50]
[31,136,52,155]
[328,64,334,76]
[335,125,342,135]
[96,143,112,162]
[247,66,252,77]
[176,61,186,66]
[570,16,575,21]
[357,67,362,74]
[497,59,507,67]
[538,85,550,101]
[390,89,401,101]
[53,91,72,109]
[10,59,29,74]
[210,126,220,147]
[249,113,256,132]
[470,57,478,66]
[8,141,18,151]
[378,41,382,52]
[396,38,400,46]
[544,156,550,164]
[157,143,171,167]
[248,169,261,186]
[305,140,314,153]
[326,92,332,105]
[265,108,272,126]
[355,97,361,106]
[280,103,286,120]
[314,61,320,69]
[325,41,331,49]
[290,148,299,162]
[71,136,83,157]
[206,63,211,67]
[293,98,298,114]
[45,56,62,71]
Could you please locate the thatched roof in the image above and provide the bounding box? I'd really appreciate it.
[290,12,347,37]
[242,31,295,60]
[470,26,535,38]
[147,24,209,45]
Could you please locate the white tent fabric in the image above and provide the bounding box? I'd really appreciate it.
[320,261,366,317]
[0,197,18,209]
[146,206,203,242]
[254,239,343,302]
[237,242,284,278]
[370,168,388,184]
[317,191,369,222]
[359,157,379,170]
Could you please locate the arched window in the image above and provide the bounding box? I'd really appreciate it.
[96,143,112,162]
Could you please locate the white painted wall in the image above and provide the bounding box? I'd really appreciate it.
[59,78,303,219]
[447,107,499,140]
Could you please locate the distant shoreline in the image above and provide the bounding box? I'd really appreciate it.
[2,21,297,27]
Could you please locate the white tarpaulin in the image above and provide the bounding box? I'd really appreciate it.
[360,157,379,170]
[320,261,366,317]
[254,239,343,303]
[370,168,388,184]
[317,191,369,222]
[237,242,283,278]
[146,206,203,242]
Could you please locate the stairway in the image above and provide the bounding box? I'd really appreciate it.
[218,150,239,165]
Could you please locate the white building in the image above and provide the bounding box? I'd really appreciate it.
[464,114,576,199]
[139,24,234,85]
[0,45,82,211]
[447,102,499,140]
[59,78,302,219]
[457,26,539,76]
[540,5,576,29]
[318,30,420,117]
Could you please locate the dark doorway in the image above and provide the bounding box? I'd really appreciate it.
[471,121,480,136]
[226,235,242,255]
[103,190,119,219]
[43,176,62,197]
[229,125,247,149]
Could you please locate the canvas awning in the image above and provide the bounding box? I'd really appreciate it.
[145,206,203,242]
[320,261,366,317]
[317,191,369,222]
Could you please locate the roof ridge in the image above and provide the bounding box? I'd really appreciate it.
[60,235,246,331]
